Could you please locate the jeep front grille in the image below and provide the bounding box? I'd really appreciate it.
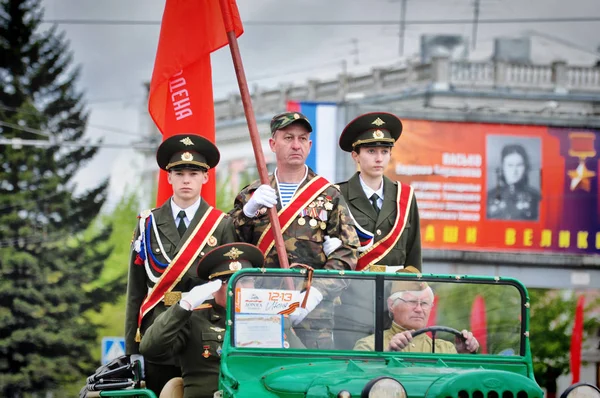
[449,390,533,398]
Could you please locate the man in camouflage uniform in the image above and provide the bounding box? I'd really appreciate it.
[334,112,422,350]
[229,111,359,349]
[125,134,236,396]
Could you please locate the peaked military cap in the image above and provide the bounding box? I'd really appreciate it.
[339,112,403,152]
[197,243,265,281]
[390,265,429,294]
[270,111,313,135]
[156,134,220,172]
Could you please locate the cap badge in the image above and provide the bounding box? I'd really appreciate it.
[293,113,300,119]
[224,247,243,260]
[373,130,385,139]
[372,117,385,126]
[180,137,194,146]
[181,152,194,161]
[229,261,242,271]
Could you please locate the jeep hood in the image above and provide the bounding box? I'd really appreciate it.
[260,360,542,398]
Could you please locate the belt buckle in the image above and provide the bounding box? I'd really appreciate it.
[163,291,182,306]
[368,264,386,273]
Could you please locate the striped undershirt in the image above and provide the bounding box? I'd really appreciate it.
[278,183,299,207]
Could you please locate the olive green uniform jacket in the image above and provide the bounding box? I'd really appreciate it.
[125,199,236,359]
[139,302,306,398]
[335,173,422,350]
[139,302,225,398]
[354,322,457,353]
[229,168,359,349]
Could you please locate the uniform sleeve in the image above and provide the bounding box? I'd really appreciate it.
[228,187,255,243]
[404,198,422,270]
[139,304,192,361]
[125,223,146,355]
[324,191,359,271]
[218,215,239,245]
[353,335,374,351]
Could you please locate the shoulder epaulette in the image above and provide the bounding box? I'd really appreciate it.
[137,208,156,219]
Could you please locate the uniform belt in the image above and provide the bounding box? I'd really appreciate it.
[367,265,405,273]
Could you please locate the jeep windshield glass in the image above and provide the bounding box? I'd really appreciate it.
[229,271,524,356]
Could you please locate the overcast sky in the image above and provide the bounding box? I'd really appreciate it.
[39,0,600,206]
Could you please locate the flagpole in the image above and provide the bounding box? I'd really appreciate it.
[218,0,291,274]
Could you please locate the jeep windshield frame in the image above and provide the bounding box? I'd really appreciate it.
[225,268,529,358]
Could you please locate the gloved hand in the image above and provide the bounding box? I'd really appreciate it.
[180,280,222,311]
[243,184,278,217]
[288,287,323,326]
[323,236,342,257]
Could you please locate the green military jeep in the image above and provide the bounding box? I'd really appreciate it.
[215,267,598,398]
[84,268,599,398]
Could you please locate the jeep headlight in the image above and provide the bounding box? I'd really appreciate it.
[560,383,600,398]
[361,377,406,398]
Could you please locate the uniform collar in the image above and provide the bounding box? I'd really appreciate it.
[170,197,201,222]
[358,174,384,200]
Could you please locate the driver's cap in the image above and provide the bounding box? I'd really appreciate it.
[390,265,428,294]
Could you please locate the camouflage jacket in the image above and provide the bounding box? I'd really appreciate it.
[229,168,359,297]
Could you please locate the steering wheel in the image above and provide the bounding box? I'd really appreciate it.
[410,326,465,354]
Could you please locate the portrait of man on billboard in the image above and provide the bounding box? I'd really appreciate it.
[486,135,542,221]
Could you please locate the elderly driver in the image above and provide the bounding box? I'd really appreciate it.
[354,267,479,353]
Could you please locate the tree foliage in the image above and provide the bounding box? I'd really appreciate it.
[529,288,599,394]
[0,0,122,395]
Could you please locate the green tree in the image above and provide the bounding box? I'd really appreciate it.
[529,289,599,398]
[87,192,141,358]
[0,0,123,395]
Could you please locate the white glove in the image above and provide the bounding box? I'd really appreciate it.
[179,280,222,311]
[288,287,323,326]
[243,184,278,217]
[323,236,342,257]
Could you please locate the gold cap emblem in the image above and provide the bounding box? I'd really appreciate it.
[224,247,243,260]
[180,137,194,146]
[293,113,300,119]
[372,117,385,126]
[229,261,242,271]
[373,130,385,139]
[181,152,194,161]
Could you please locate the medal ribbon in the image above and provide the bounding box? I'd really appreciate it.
[257,176,331,255]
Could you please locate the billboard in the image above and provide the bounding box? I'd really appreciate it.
[389,120,599,255]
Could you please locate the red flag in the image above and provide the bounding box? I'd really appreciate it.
[470,295,488,354]
[570,295,585,384]
[148,0,243,207]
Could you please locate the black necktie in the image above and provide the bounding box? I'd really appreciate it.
[370,193,380,215]
[177,210,187,237]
